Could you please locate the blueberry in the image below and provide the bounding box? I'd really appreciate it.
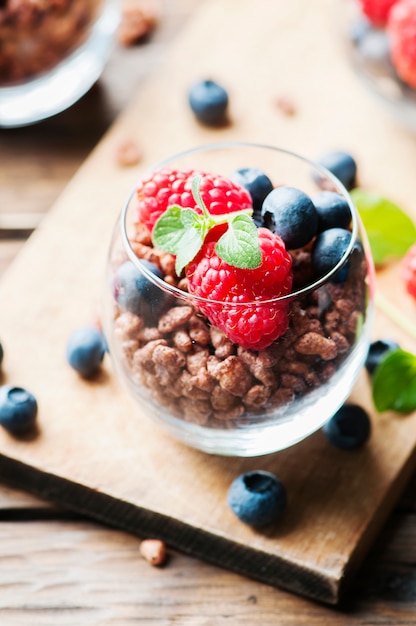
[188,79,229,125]
[66,327,106,378]
[114,260,168,324]
[227,470,287,527]
[230,167,274,227]
[312,191,351,231]
[0,385,38,435]
[365,339,400,376]
[357,29,395,77]
[261,186,319,249]
[0,341,3,367]
[349,16,371,45]
[316,150,357,190]
[323,403,371,450]
[311,227,352,279]
[333,238,365,283]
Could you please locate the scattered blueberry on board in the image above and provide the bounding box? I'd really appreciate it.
[357,28,393,75]
[323,403,371,450]
[188,79,229,125]
[230,167,274,226]
[227,470,287,527]
[113,259,168,324]
[66,326,106,378]
[0,385,38,435]
[315,150,358,190]
[349,15,371,45]
[365,338,401,375]
[261,186,319,249]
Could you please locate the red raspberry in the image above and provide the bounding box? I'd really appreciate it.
[388,0,416,88]
[186,228,293,351]
[402,243,416,298]
[135,168,252,232]
[358,0,398,26]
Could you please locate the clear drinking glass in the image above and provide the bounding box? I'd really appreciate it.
[0,0,120,127]
[338,0,416,132]
[103,142,375,457]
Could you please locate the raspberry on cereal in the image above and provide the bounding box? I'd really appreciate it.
[186,229,293,351]
[135,168,252,233]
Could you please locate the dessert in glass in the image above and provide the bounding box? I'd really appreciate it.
[103,142,375,457]
[0,0,120,127]
[339,0,416,131]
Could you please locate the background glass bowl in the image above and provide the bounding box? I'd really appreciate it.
[0,0,119,128]
[338,0,416,132]
[103,142,375,457]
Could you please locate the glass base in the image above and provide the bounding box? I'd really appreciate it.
[114,323,372,457]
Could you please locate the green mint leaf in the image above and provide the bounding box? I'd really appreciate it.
[372,349,416,413]
[152,205,202,254]
[216,214,261,269]
[191,175,210,219]
[152,206,204,274]
[151,176,258,276]
[351,188,416,266]
[174,227,204,275]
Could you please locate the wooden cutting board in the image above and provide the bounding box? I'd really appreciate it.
[0,0,416,605]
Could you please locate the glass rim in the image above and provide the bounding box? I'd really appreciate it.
[120,140,361,307]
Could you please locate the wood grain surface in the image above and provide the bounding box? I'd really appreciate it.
[0,0,416,615]
[0,476,416,625]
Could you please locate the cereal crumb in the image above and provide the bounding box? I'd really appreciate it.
[295,332,337,361]
[117,0,160,46]
[275,96,296,116]
[139,538,167,566]
[115,138,142,167]
[158,306,193,334]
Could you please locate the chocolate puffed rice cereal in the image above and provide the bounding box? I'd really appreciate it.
[111,220,368,429]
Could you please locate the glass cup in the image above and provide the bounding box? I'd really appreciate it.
[0,0,120,128]
[103,142,375,457]
[337,0,416,132]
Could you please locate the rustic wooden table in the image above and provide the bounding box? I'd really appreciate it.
[0,1,416,623]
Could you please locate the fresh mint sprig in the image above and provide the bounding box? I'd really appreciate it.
[351,188,416,266]
[152,175,261,276]
[372,349,416,413]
